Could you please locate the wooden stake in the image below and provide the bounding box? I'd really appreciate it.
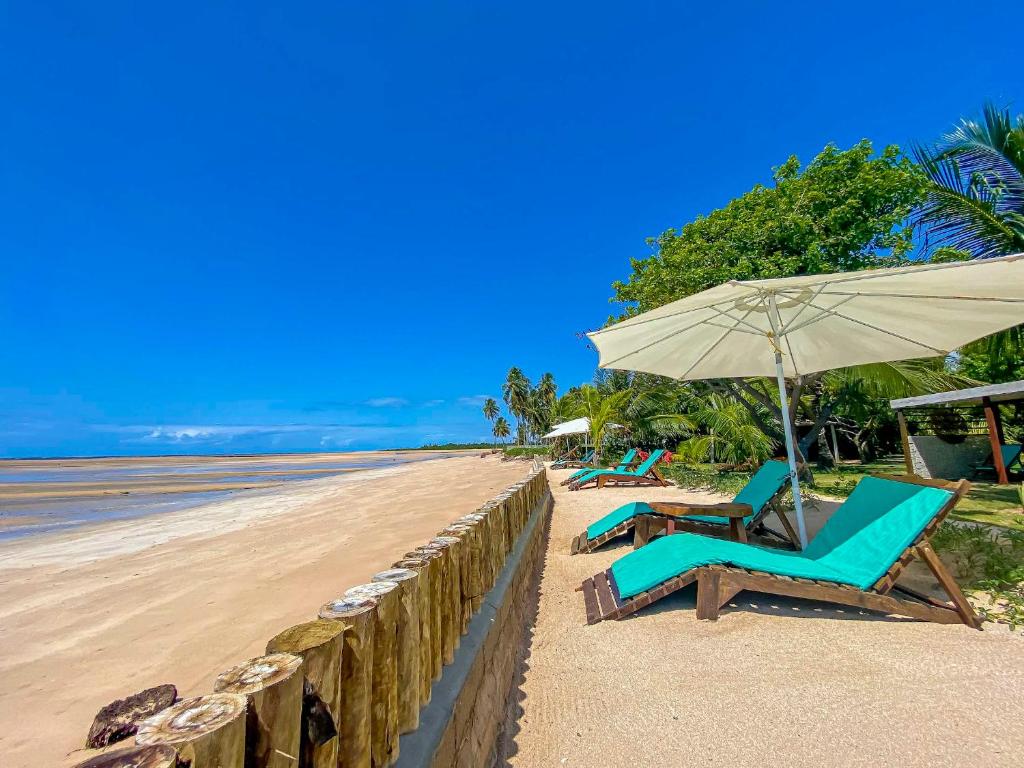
[438,525,475,633]
[450,517,484,612]
[213,653,303,768]
[405,548,443,681]
[345,582,400,767]
[372,569,420,734]
[317,597,375,768]
[391,557,433,707]
[75,745,177,768]
[266,620,346,768]
[136,693,247,768]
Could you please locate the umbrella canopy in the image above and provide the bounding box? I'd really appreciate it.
[589,254,1024,380]
[542,417,623,440]
[588,253,1024,546]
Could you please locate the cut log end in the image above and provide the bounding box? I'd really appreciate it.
[344,581,398,600]
[135,693,247,745]
[213,652,303,695]
[372,567,416,583]
[75,744,178,768]
[317,596,377,620]
[266,618,345,655]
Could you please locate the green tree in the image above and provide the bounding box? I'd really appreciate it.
[564,385,632,463]
[912,103,1024,259]
[612,141,925,313]
[482,397,500,447]
[502,367,531,445]
[492,416,511,446]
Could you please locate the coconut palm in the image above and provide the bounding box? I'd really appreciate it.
[502,367,531,445]
[913,103,1024,258]
[565,385,632,463]
[492,416,511,446]
[482,397,500,447]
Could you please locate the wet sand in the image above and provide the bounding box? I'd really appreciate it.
[0,453,526,768]
[501,467,1024,767]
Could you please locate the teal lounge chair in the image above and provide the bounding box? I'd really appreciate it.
[974,444,1022,479]
[569,460,798,554]
[579,474,980,628]
[553,448,595,470]
[561,448,638,486]
[569,449,669,491]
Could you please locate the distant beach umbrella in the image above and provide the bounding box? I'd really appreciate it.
[588,253,1024,547]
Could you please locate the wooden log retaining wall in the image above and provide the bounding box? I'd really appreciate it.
[75,464,551,768]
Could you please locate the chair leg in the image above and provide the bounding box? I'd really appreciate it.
[915,541,982,629]
[773,504,802,550]
[695,569,722,620]
[633,516,650,548]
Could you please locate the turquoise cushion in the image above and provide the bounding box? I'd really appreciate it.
[609,476,952,599]
[684,460,791,526]
[570,448,640,481]
[575,449,664,485]
[586,501,654,540]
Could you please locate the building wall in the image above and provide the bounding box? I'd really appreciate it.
[907,434,989,479]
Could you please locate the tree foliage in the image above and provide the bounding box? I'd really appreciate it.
[611,141,925,313]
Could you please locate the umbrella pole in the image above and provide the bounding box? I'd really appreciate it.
[773,350,809,548]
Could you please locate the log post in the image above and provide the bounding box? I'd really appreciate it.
[391,557,432,707]
[213,653,304,768]
[75,745,178,768]
[344,581,400,767]
[451,516,484,612]
[136,693,248,768]
[425,537,461,662]
[317,597,376,768]
[438,524,475,634]
[266,620,346,768]
[405,548,443,681]
[371,569,420,734]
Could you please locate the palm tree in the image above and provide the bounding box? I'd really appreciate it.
[482,397,500,448]
[502,367,531,446]
[492,416,511,446]
[913,103,1024,258]
[565,385,631,463]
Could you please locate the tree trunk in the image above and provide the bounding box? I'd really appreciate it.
[266,621,346,768]
[816,428,835,469]
[343,583,400,768]
[317,598,375,768]
[404,548,444,681]
[213,654,304,768]
[371,569,420,734]
[135,693,247,768]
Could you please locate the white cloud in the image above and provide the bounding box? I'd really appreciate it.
[423,399,445,407]
[457,395,492,407]
[365,397,409,408]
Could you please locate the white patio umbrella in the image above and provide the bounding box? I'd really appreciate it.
[542,417,623,442]
[588,253,1024,547]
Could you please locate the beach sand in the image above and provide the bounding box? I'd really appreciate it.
[501,469,1024,767]
[0,453,526,768]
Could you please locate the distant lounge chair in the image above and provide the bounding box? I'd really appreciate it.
[551,445,585,468]
[568,449,669,491]
[579,474,980,629]
[561,448,638,486]
[974,444,1023,479]
[554,448,595,470]
[569,460,797,554]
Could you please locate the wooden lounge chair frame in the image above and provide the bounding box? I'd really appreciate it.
[579,475,981,629]
[561,451,641,486]
[569,468,796,555]
[559,448,597,470]
[569,452,670,491]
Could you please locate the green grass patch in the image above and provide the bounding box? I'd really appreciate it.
[502,445,550,458]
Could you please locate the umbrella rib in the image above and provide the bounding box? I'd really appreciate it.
[704,318,763,336]
[792,299,948,355]
[811,290,1024,303]
[706,304,766,335]
[599,315,730,368]
[780,295,857,336]
[678,305,760,379]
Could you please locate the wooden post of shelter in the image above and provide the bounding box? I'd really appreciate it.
[896,410,914,476]
[982,396,1009,484]
[213,653,304,768]
[135,693,248,768]
[317,596,376,768]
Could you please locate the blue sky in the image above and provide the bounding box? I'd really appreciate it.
[1,2,1019,457]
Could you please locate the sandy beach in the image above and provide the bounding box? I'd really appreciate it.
[0,453,527,768]
[501,469,1024,767]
